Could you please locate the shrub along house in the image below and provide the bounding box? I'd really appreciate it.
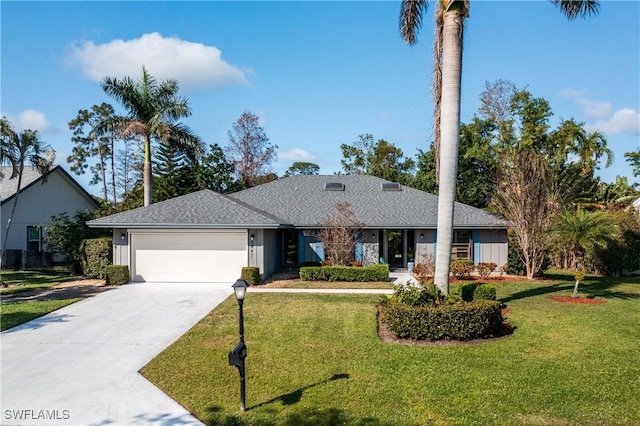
[87,175,510,283]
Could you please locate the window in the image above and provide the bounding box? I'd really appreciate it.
[451,230,470,260]
[27,226,41,252]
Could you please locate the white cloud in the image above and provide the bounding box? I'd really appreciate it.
[558,88,588,98]
[279,148,316,162]
[65,32,251,89]
[575,98,612,120]
[2,110,51,132]
[586,108,640,136]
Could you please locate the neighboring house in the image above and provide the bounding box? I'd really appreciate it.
[88,175,510,284]
[1,165,99,267]
[634,197,640,211]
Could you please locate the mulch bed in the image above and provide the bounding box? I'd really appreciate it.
[549,296,607,304]
[1,279,115,303]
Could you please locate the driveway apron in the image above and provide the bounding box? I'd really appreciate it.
[1,282,233,426]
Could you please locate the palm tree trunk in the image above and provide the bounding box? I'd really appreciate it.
[433,9,464,296]
[1,166,24,266]
[143,135,152,206]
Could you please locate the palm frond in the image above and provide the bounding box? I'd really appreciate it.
[400,0,429,45]
[552,0,600,20]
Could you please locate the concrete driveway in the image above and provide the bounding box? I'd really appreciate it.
[1,282,233,426]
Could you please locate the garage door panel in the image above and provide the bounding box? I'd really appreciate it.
[131,232,247,283]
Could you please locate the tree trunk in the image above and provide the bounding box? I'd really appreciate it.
[143,135,152,206]
[572,279,580,298]
[433,9,464,296]
[110,135,117,206]
[1,166,24,266]
[98,142,108,201]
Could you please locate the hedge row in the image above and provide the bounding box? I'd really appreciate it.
[81,237,112,279]
[300,264,389,282]
[241,267,261,285]
[450,282,496,302]
[106,265,129,285]
[380,299,504,341]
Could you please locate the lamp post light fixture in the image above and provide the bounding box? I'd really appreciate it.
[229,279,249,411]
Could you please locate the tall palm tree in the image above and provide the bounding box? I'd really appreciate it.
[1,117,56,265]
[101,67,203,206]
[399,0,600,295]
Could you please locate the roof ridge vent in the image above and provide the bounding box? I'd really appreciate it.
[381,182,402,192]
[324,181,345,191]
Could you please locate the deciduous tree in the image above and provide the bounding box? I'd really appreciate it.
[319,202,364,266]
[226,111,277,189]
[284,161,320,176]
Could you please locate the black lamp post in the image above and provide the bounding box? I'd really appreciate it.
[229,279,248,411]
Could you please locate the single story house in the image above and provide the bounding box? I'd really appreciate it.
[88,175,510,283]
[1,165,99,267]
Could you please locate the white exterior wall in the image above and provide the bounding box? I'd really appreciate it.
[1,169,97,252]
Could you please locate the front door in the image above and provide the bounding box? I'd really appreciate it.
[387,230,403,267]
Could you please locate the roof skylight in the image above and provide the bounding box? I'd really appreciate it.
[324,182,345,191]
[381,182,402,192]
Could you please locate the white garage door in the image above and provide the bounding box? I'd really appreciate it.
[131,231,247,283]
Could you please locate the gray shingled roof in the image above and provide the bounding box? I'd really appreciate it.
[1,166,52,201]
[88,175,510,229]
[229,175,509,229]
[87,190,284,228]
[1,165,98,208]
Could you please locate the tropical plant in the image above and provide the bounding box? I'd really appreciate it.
[550,207,610,296]
[399,0,599,295]
[625,149,640,180]
[101,66,203,206]
[0,117,56,264]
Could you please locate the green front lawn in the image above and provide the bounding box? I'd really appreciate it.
[1,299,81,331]
[0,270,72,295]
[141,275,640,425]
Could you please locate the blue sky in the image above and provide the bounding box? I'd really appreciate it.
[2,1,639,196]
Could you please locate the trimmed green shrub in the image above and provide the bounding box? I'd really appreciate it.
[106,265,129,285]
[81,237,112,278]
[380,300,504,341]
[390,283,442,307]
[476,262,497,279]
[450,259,474,279]
[241,267,261,285]
[450,282,479,302]
[474,284,497,301]
[300,263,389,282]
